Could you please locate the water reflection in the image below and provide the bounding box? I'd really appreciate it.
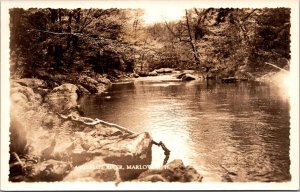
[78,79,290,182]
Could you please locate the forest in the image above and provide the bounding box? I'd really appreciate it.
[10,8,290,84]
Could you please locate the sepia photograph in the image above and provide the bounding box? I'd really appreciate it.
[1,0,299,190]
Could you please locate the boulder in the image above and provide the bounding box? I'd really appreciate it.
[136,159,203,182]
[148,71,158,76]
[11,85,36,102]
[78,75,107,94]
[45,83,78,112]
[76,84,91,95]
[26,159,73,181]
[181,74,196,81]
[63,157,121,182]
[137,174,168,182]
[11,81,23,88]
[155,68,174,73]
[138,71,149,77]
[132,73,140,78]
[14,78,46,89]
[95,74,112,86]
[176,73,184,79]
[10,84,41,107]
[182,70,195,74]
[70,130,153,181]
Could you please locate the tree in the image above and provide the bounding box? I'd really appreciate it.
[185,9,201,66]
[10,8,132,77]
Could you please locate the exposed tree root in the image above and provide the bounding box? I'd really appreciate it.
[58,112,171,165]
[10,152,24,169]
[57,113,134,134]
[151,141,171,165]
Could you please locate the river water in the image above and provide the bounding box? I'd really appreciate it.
[78,75,290,182]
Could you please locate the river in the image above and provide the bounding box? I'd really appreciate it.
[78,75,290,182]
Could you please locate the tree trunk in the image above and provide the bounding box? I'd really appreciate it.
[66,12,72,50]
[73,9,81,50]
[54,44,63,69]
[185,9,200,65]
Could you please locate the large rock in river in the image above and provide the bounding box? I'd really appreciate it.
[181,74,196,81]
[45,83,78,112]
[155,68,174,73]
[35,114,153,181]
[136,159,203,182]
[70,130,153,181]
[78,75,108,94]
[148,70,158,76]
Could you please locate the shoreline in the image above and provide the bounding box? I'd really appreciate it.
[9,68,287,183]
[9,75,203,183]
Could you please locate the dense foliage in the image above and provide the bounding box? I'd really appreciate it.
[145,8,290,78]
[10,8,290,80]
[10,8,140,78]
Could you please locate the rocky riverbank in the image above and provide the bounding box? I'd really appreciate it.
[9,76,203,183]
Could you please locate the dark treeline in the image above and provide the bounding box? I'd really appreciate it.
[10,8,290,80]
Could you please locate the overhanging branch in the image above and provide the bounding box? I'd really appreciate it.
[28,29,82,36]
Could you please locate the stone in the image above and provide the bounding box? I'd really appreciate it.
[45,83,78,112]
[14,78,46,89]
[184,165,203,182]
[95,75,112,85]
[155,68,174,73]
[63,157,121,182]
[10,84,41,108]
[138,71,149,77]
[10,92,29,107]
[181,74,196,81]
[148,71,158,76]
[132,73,140,78]
[76,84,91,95]
[10,81,23,88]
[78,75,108,94]
[182,70,195,74]
[11,86,36,103]
[71,130,153,181]
[26,159,73,181]
[136,159,203,182]
[137,174,168,182]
